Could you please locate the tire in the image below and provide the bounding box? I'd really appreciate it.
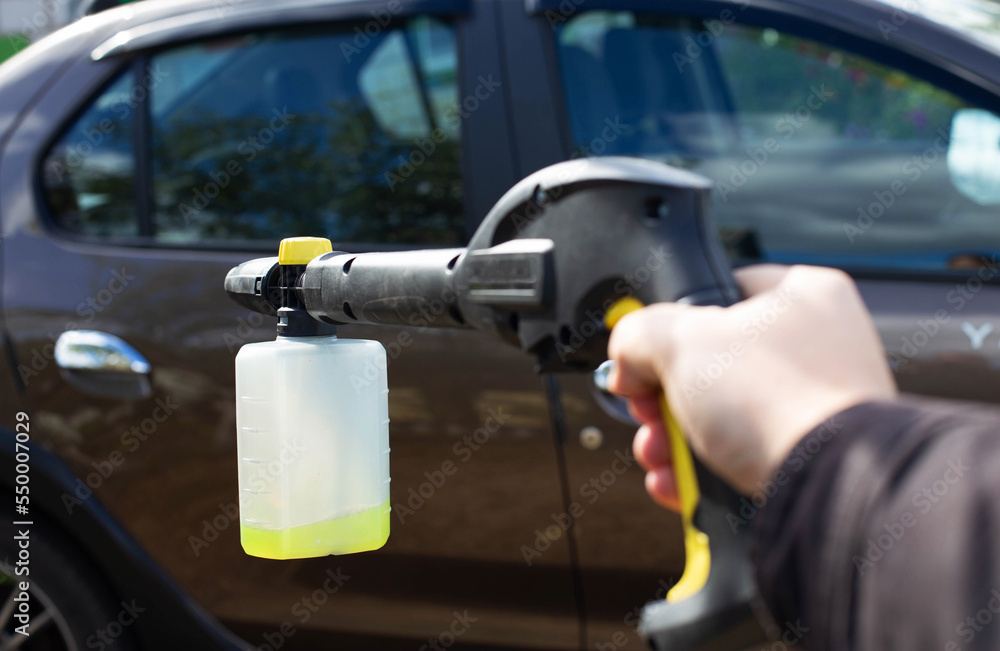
[0,513,138,651]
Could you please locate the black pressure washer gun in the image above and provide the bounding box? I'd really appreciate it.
[225,157,778,650]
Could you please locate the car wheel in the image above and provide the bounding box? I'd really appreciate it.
[0,515,138,650]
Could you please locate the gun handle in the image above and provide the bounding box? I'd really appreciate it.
[605,299,772,651]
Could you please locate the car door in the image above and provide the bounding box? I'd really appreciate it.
[511,0,1000,647]
[1,1,580,648]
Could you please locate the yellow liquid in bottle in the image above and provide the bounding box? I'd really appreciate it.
[240,498,391,559]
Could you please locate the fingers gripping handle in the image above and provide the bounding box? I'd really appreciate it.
[605,299,772,651]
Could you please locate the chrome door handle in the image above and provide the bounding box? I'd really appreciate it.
[55,330,151,373]
[54,330,152,400]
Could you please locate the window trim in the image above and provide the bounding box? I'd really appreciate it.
[35,16,471,254]
[132,55,155,238]
[91,0,472,61]
[546,5,1000,282]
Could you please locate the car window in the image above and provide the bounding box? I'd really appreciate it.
[43,16,464,247]
[556,12,1000,271]
[151,17,463,246]
[42,72,138,238]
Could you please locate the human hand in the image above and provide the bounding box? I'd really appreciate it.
[606,265,897,506]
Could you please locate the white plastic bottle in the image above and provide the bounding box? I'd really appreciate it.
[235,238,390,559]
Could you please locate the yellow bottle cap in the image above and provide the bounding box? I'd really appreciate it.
[278,237,333,265]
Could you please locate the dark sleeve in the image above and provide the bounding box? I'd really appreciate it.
[754,397,1000,651]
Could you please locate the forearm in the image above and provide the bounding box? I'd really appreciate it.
[754,398,1000,651]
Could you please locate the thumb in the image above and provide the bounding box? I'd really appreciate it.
[606,302,690,398]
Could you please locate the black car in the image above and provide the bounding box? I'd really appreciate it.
[2,0,1000,648]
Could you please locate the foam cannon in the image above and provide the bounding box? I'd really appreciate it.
[225,157,774,650]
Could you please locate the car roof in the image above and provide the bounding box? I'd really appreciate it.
[873,0,1000,53]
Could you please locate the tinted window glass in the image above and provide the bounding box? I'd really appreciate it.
[42,72,138,237]
[151,17,464,245]
[556,12,1000,271]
